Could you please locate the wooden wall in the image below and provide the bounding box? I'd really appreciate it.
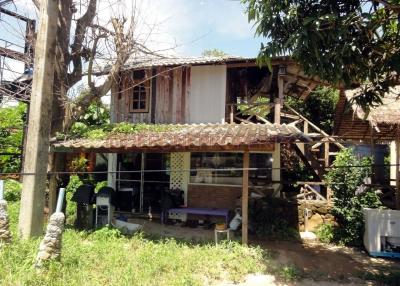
[114,66,191,124]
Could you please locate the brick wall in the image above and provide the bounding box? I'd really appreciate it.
[187,184,242,210]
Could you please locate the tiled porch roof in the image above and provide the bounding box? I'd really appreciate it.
[52,123,316,153]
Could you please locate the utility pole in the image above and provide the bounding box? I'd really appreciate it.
[18,0,58,238]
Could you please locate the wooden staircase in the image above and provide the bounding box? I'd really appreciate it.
[283,103,345,181]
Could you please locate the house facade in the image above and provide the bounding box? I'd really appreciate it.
[53,55,321,243]
[104,56,317,214]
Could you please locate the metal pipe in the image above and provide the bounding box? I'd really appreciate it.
[55,188,65,213]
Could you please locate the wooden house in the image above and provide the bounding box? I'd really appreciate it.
[53,55,327,242]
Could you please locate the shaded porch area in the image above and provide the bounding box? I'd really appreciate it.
[52,123,318,243]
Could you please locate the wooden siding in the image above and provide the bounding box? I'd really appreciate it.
[334,90,397,141]
[114,66,191,124]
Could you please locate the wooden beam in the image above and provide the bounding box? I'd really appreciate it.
[0,46,28,62]
[242,151,249,245]
[274,76,284,124]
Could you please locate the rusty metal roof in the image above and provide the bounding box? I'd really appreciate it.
[52,123,315,153]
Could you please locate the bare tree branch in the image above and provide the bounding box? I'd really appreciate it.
[68,0,97,86]
[31,0,40,10]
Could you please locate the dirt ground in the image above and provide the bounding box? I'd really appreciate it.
[121,218,400,284]
[253,239,400,283]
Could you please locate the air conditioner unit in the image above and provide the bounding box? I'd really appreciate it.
[363,208,400,258]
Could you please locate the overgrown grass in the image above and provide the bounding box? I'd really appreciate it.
[57,122,184,140]
[0,203,268,286]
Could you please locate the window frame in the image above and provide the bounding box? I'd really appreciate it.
[128,78,151,113]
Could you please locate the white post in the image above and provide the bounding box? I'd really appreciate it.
[55,188,65,213]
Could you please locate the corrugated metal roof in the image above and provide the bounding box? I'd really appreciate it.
[122,55,256,70]
[52,123,315,153]
[94,55,294,73]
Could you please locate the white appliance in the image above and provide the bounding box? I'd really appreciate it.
[95,196,113,227]
[363,208,400,258]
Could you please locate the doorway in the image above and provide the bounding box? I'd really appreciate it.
[116,153,170,213]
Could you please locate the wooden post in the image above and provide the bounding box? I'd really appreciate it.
[18,0,58,238]
[324,141,330,168]
[274,76,284,124]
[396,126,400,210]
[242,151,249,245]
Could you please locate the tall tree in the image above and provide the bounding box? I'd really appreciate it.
[19,0,151,237]
[242,0,400,109]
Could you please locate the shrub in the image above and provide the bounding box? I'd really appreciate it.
[65,175,83,225]
[3,179,22,202]
[316,223,334,243]
[325,148,382,246]
[69,157,88,173]
[95,181,108,193]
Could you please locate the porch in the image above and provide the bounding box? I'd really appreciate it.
[52,122,319,243]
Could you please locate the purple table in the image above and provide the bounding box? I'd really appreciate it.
[167,207,230,225]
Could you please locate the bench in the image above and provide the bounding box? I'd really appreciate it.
[167,207,230,225]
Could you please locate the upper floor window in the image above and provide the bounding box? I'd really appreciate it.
[128,70,151,113]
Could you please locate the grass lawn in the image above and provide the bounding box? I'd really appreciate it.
[0,203,274,286]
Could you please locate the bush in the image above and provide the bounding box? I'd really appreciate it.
[316,223,334,243]
[65,175,83,225]
[3,179,22,202]
[325,148,382,246]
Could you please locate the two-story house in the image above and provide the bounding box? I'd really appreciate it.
[53,55,321,242]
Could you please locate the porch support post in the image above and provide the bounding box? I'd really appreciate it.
[274,70,284,124]
[396,125,400,210]
[242,151,249,245]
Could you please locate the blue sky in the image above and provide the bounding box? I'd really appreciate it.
[0,0,265,83]
[124,0,265,57]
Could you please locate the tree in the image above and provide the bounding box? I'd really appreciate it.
[0,104,26,173]
[19,0,156,236]
[201,48,228,57]
[286,86,339,134]
[242,0,400,109]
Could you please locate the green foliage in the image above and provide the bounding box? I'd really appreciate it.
[89,226,122,240]
[286,86,339,134]
[58,122,183,140]
[237,97,270,118]
[201,48,228,57]
[94,180,108,193]
[0,103,26,173]
[69,157,88,173]
[3,179,22,202]
[243,0,400,109]
[279,265,302,282]
[65,175,83,225]
[325,148,382,246]
[78,100,110,127]
[315,223,334,244]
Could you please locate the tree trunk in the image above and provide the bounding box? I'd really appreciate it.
[46,0,73,214]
